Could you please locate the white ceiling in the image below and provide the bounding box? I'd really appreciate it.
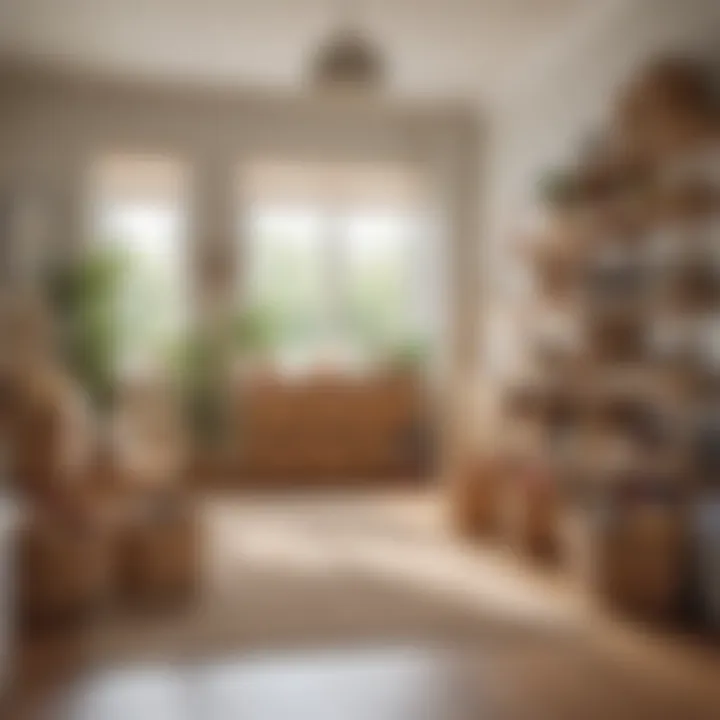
[0,0,592,101]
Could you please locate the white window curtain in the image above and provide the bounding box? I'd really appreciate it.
[90,155,189,378]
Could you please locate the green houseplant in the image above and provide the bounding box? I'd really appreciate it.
[172,305,279,451]
[44,247,130,411]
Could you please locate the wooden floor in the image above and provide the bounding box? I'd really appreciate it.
[8,639,720,720]
[4,490,720,719]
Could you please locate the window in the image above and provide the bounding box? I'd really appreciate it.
[90,155,189,378]
[239,161,427,373]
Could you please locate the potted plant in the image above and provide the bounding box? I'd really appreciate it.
[44,246,130,412]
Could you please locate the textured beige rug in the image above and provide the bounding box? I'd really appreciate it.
[90,490,582,663]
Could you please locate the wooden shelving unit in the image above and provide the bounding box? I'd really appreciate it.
[499,57,720,623]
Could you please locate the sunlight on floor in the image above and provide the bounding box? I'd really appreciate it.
[92,489,593,665]
[208,490,583,629]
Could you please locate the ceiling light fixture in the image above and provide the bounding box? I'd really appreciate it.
[311,0,385,92]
